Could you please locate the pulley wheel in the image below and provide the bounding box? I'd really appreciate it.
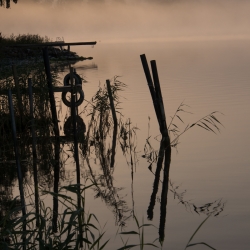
[63,73,82,86]
[61,88,84,107]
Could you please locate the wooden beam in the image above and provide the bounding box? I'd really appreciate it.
[7,41,97,47]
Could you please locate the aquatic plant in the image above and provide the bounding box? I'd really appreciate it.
[168,102,224,150]
[184,215,217,250]
[117,216,159,250]
[79,76,138,228]
[0,183,109,249]
[0,45,224,249]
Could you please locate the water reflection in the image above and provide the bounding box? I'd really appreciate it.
[0,49,226,247]
[139,54,225,242]
[79,77,138,226]
[143,134,225,241]
[0,58,137,231]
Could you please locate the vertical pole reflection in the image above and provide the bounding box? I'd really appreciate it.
[159,138,171,242]
[8,89,26,250]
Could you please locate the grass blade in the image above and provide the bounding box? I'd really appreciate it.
[184,215,211,250]
[186,242,217,250]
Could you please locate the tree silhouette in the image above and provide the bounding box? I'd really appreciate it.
[0,0,18,9]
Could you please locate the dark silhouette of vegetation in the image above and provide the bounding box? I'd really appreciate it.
[0,0,18,9]
[79,76,138,227]
[0,36,225,248]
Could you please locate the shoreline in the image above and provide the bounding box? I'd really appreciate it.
[0,45,93,68]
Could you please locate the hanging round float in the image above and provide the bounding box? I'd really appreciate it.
[63,73,82,86]
[61,73,84,107]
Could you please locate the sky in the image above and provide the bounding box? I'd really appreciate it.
[1,0,250,43]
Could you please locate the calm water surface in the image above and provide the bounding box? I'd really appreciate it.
[71,40,250,249]
[1,1,250,249]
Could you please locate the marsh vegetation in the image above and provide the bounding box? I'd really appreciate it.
[0,34,226,250]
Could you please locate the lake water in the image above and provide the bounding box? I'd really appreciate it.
[1,1,250,249]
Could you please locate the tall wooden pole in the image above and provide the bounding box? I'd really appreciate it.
[140,55,172,243]
[12,65,23,119]
[140,54,161,123]
[43,47,60,233]
[70,67,83,247]
[28,78,39,227]
[8,89,26,250]
[106,80,118,169]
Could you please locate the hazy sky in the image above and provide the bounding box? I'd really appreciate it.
[1,0,250,43]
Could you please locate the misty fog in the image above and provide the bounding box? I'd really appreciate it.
[1,0,250,43]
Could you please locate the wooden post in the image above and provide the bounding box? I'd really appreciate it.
[150,60,169,137]
[43,47,60,233]
[12,65,25,158]
[106,80,118,169]
[140,54,161,124]
[12,65,23,123]
[70,66,81,185]
[28,78,39,227]
[8,89,26,250]
[70,67,83,247]
[140,55,172,243]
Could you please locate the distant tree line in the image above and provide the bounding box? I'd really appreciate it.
[0,0,179,9]
[0,0,115,10]
[0,0,18,9]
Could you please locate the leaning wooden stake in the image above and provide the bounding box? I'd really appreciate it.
[43,47,60,233]
[8,89,26,250]
[140,54,161,123]
[140,54,171,243]
[150,60,169,137]
[28,78,40,227]
[106,79,118,169]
